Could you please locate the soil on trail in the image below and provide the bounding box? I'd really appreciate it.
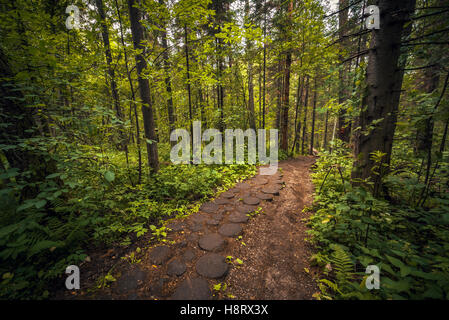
[225,156,318,299]
[59,156,318,300]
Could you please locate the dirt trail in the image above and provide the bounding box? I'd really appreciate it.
[63,156,318,300]
[225,156,318,299]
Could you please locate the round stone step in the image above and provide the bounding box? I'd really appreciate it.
[149,246,172,265]
[200,202,219,213]
[253,177,268,185]
[214,198,230,205]
[236,205,257,215]
[115,269,146,294]
[235,182,251,191]
[221,191,234,199]
[206,219,220,226]
[167,259,187,276]
[171,278,212,300]
[242,196,260,206]
[198,233,226,252]
[218,223,243,237]
[189,222,203,232]
[183,249,196,262]
[228,212,249,223]
[255,192,273,201]
[261,186,281,195]
[195,253,229,279]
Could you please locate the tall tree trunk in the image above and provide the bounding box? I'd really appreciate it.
[128,0,159,173]
[245,0,256,130]
[337,0,350,143]
[301,76,310,154]
[184,24,193,146]
[115,0,141,183]
[310,77,318,155]
[351,0,416,192]
[95,0,127,151]
[280,0,293,152]
[158,0,175,145]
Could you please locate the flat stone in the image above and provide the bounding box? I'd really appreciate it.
[183,249,196,262]
[256,192,273,201]
[189,223,203,232]
[221,191,234,199]
[116,269,146,293]
[187,233,199,242]
[149,277,169,297]
[149,246,172,265]
[229,187,240,193]
[214,198,230,205]
[253,177,268,185]
[200,202,219,213]
[228,212,249,223]
[195,253,229,279]
[191,215,208,223]
[171,278,212,300]
[236,205,257,215]
[235,182,251,190]
[198,233,226,252]
[206,219,220,226]
[242,196,260,206]
[167,221,185,232]
[261,186,281,195]
[212,213,223,221]
[167,259,187,276]
[218,223,243,237]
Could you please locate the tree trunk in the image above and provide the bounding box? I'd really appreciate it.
[95,0,127,151]
[337,0,350,143]
[310,78,317,155]
[301,76,309,154]
[128,0,159,173]
[351,0,416,191]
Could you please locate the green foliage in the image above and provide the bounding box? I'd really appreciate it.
[309,144,449,300]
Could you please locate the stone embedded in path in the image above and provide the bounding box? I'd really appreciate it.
[212,213,223,221]
[195,253,229,279]
[189,222,203,232]
[149,277,169,297]
[200,202,219,213]
[242,196,260,206]
[149,246,172,265]
[115,268,146,294]
[236,205,258,215]
[228,211,249,223]
[214,198,230,205]
[167,259,187,276]
[221,191,234,199]
[218,223,243,237]
[171,278,212,300]
[253,177,268,185]
[167,221,185,232]
[187,233,199,242]
[261,185,281,195]
[229,187,240,193]
[256,192,273,201]
[235,182,251,190]
[183,249,196,262]
[198,233,226,252]
[206,219,220,226]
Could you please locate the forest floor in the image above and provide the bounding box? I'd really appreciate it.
[58,156,319,300]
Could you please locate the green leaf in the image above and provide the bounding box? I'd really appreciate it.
[104,170,115,183]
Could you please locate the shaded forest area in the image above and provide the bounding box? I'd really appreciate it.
[0,0,448,299]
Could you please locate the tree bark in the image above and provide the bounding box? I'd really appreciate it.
[352,0,417,191]
[128,0,159,173]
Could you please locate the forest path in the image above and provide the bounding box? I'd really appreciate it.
[85,156,318,300]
